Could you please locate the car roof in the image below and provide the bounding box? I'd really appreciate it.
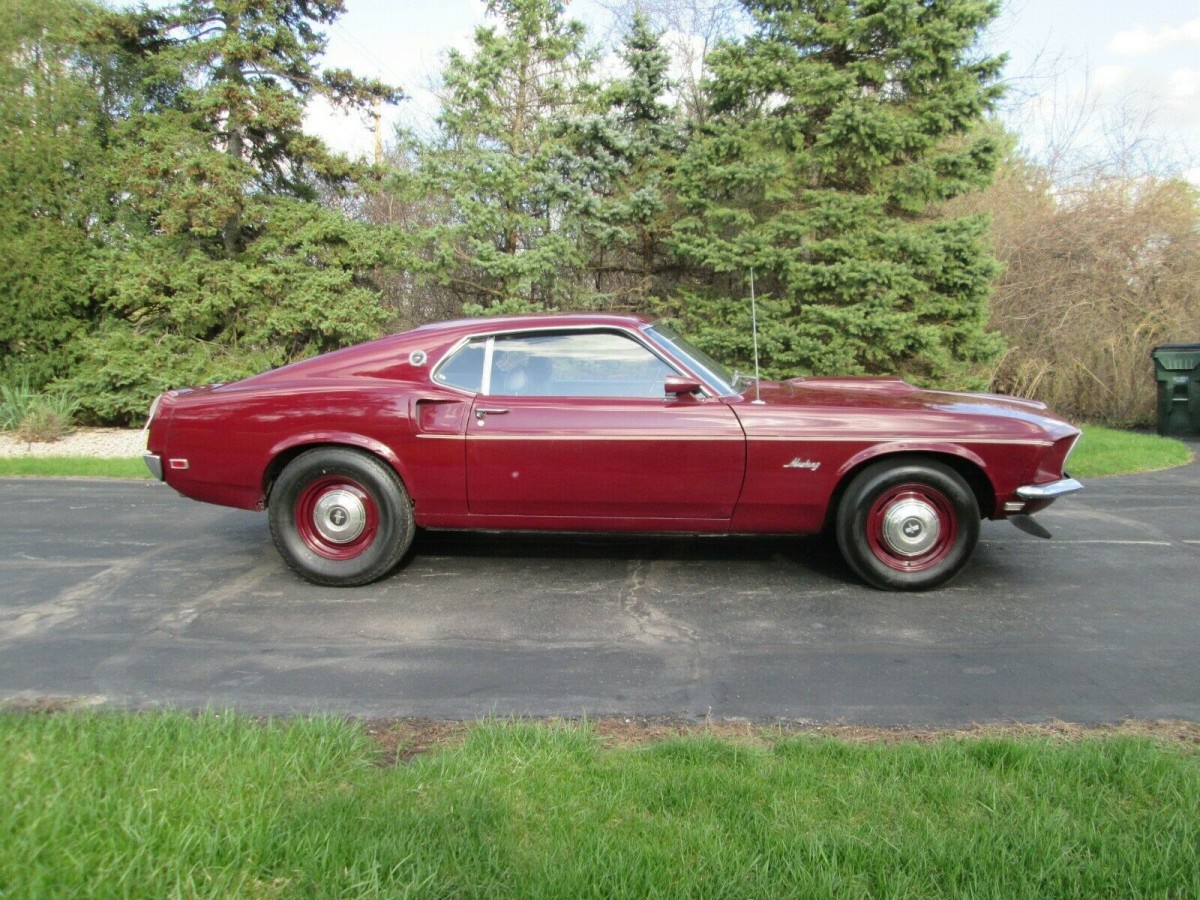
[237,313,660,386]
[411,312,654,337]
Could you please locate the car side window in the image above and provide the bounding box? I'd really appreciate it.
[433,339,486,392]
[490,332,677,398]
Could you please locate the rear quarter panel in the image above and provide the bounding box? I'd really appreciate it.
[160,380,470,516]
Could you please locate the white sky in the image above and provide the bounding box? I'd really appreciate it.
[307,0,1200,183]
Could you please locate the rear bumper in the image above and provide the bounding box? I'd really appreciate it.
[142,452,163,481]
[1016,477,1083,501]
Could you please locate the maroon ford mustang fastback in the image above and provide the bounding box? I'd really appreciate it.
[143,313,1082,590]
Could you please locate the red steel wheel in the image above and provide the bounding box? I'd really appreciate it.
[293,476,380,561]
[864,483,959,573]
[836,459,980,591]
[269,448,415,587]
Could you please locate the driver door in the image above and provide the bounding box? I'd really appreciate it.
[465,329,745,524]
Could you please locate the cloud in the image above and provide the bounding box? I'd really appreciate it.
[1108,17,1200,56]
[1166,67,1200,102]
[1093,65,1131,90]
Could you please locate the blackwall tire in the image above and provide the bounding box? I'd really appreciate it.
[269,447,414,587]
[836,459,980,591]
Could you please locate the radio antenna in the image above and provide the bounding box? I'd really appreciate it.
[750,267,764,404]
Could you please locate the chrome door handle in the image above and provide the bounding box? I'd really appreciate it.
[474,407,510,422]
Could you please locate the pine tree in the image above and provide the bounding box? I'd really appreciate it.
[0,0,111,387]
[70,0,401,422]
[106,0,398,254]
[566,10,682,309]
[603,0,747,124]
[670,0,1006,386]
[396,0,598,314]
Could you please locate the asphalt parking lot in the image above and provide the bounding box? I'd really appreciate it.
[2,459,1198,725]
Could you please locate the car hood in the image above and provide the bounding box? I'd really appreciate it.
[735,376,1076,436]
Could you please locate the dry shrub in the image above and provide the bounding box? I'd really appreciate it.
[16,406,75,443]
[2,380,79,443]
[949,162,1200,426]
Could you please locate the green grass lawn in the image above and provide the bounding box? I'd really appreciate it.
[0,456,151,478]
[1,713,1196,898]
[1070,424,1193,478]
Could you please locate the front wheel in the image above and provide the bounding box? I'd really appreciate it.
[269,447,414,587]
[836,459,980,591]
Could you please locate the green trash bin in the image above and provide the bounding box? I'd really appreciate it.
[1152,343,1200,436]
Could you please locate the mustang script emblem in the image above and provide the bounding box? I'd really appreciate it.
[783,458,821,471]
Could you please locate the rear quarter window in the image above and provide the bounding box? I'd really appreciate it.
[433,339,486,392]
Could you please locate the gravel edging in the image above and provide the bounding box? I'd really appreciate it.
[0,428,146,458]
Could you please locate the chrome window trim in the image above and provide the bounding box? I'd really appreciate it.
[481,337,496,395]
[429,335,488,396]
[641,323,735,397]
[430,325,704,399]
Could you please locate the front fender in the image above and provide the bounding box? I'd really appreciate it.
[835,441,992,483]
[833,441,1010,520]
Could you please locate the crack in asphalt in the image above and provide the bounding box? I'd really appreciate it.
[150,561,279,637]
[0,541,191,641]
[619,559,697,645]
[616,558,729,715]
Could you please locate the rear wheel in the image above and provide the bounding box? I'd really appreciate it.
[269,448,414,586]
[836,459,979,591]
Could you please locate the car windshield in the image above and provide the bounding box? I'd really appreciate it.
[645,323,740,396]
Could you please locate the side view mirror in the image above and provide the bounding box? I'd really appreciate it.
[664,375,703,396]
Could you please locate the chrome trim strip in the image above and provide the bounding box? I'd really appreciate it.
[418,433,1041,445]
[142,452,163,481]
[743,436,1050,445]
[141,393,161,435]
[1063,432,1082,466]
[481,336,495,395]
[1016,477,1083,500]
[418,433,745,441]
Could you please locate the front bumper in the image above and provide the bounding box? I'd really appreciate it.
[143,452,163,481]
[1015,477,1083,501]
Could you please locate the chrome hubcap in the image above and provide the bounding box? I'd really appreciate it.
[881,497,941,557]
[312,489,367,544]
